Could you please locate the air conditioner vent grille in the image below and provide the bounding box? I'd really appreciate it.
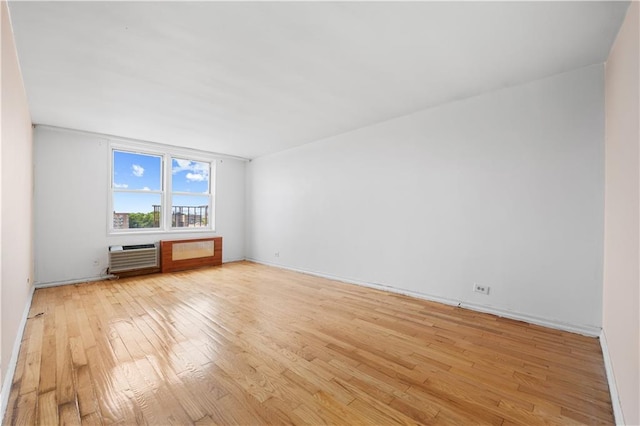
[109,244,159,273]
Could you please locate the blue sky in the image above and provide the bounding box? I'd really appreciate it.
[113,151,210,214]
[113,151,162,191]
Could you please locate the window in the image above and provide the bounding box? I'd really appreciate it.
[112,150,162,230]
[110,146,214,233]
[171,158,211,229]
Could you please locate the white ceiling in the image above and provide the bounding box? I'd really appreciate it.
[9,1,629,159]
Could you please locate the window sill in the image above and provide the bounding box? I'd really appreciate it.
[108,228,215,237]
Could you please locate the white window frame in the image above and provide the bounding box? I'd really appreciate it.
[168,157,214,231]
[108,140,216,235]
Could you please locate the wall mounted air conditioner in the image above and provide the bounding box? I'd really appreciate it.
[108,243,159,273]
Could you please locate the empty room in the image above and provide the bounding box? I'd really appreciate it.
[1,1,639,424]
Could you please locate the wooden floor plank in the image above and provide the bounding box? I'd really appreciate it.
[3,261,614,425]
[37,390,58,425]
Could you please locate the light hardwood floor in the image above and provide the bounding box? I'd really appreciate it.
[4,261,613,425]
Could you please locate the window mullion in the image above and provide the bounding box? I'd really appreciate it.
[163,154,167,231]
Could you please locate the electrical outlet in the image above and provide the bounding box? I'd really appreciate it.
[93,259,100,266]
[473,283,490,295]
[274,252,280,258]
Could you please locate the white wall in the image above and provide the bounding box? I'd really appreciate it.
[34,126,245,285]
[1,0,34,397]
[247,65,605,333]
[603,2,639,424]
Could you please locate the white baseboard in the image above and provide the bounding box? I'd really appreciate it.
[600,330,625,425]
[222,257,247,264]
[458,300,600,337]
[248,258,601,337]
[34,274,115,289]
[34,259,245,289]
[0,285,35,422]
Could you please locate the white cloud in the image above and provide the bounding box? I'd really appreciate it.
[142,187,151,191]
[173,159,191,171]
[132,164,144,177]
[186,172,206,182]
[113,183,128,188]
[172,159,209,181]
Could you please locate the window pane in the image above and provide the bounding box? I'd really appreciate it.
[172,158,209,194]
[113,192,161,229]
[172,195,209,228]
[113,150,162,191]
